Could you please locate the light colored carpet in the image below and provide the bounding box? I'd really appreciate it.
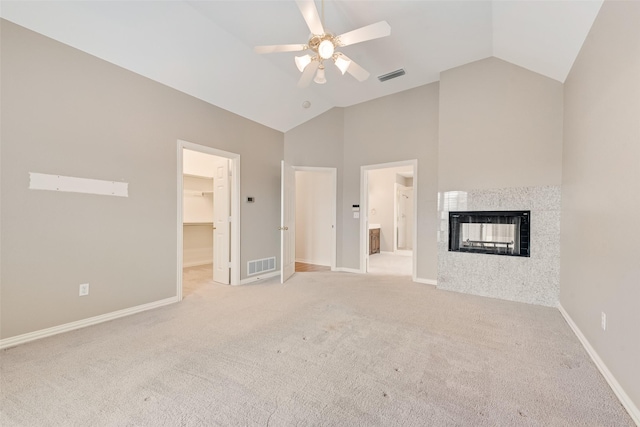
[0,268,634,426]
[368,252,412,276]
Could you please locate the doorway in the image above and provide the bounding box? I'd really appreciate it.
[177,140,240,299]
[360,160,417,279]
[280,163,337,283]
[294,168,335,273]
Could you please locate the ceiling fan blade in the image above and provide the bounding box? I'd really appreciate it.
[339,54,370,82]
[336,21,391,47]
[295,0,324,35]
[297,60,320,88]
[254,44,307,54]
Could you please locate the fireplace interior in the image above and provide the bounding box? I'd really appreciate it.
[449,211,530,257]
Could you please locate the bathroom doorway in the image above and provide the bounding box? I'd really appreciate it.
[361,160,417,278]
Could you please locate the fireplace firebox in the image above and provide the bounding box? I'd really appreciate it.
[448,211,530,257]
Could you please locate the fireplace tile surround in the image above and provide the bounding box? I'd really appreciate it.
[437,186,561,307]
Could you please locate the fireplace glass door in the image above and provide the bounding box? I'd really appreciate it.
[449,211,530,257]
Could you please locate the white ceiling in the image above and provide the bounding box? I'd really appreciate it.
[1,0,603,133]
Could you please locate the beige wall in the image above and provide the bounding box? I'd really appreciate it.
[286,85,439,279]
[436,57,564,307]
[284,108,345,267]
[343,84,440,279]
[439,57,563,191]
[0,20,283,339]
[562,0,640,411]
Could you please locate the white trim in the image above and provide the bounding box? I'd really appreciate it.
[334,267,362,274]
[177,140,241,296]
[380,250,395,255]
[295,258,330,266]
[0,297,179,350]
[558,304,640,425]
[293,166,338,272]
[393,182,399,252]
[29,172,128,197]
[414,277,437,286]
[360,168,369,274]
[411,162,418,282]
[177,145,184,301]
[361,160,419,281]
[239,271,280,285]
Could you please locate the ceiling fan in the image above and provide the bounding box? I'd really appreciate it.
[254,0,391,88]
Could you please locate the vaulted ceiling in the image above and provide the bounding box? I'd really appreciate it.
[1,1,603,132]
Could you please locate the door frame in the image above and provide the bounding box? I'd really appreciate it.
[360,159,418,280]
[293,166,338,271]
[177,140,241,299]
[280,161,296,283]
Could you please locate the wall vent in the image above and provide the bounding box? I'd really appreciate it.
[378,69,406,82]
[247,257,276,276]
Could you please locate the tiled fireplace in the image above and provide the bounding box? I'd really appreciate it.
[437,186,561,307]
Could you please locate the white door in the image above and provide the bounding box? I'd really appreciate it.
[213,158,230,284]
[280,161,296,283]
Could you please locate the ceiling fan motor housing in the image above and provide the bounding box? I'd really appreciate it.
[309,34,336,59]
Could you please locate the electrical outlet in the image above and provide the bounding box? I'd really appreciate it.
[601,312,606,331]
[79,283,89,297]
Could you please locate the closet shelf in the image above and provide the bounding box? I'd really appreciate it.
[184,190,213,197]
[183,222,214,226]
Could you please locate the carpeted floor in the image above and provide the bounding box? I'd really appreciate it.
[0,268,634,426]
[368,252,412,276]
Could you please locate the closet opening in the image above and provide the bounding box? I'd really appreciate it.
[177,140,240,299]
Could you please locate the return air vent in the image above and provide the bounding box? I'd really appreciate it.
[378,69,406,82]
[247,257,276,276]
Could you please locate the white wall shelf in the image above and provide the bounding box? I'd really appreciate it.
[184,190,213,197]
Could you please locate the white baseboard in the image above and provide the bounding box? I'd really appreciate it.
[239,271,280,285]
[414,277,437,286]
[0,296,179,350]
[558,304,640,426]
[334,267,362,274]
[295,258,330,267]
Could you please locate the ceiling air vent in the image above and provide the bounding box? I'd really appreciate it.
[378,69,406,82]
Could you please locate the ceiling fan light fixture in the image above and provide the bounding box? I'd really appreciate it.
[318,39,334,60]
[314,65,327,84]
[295,54,312,72]
[254,0,391,87]
[334,55,351,75]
